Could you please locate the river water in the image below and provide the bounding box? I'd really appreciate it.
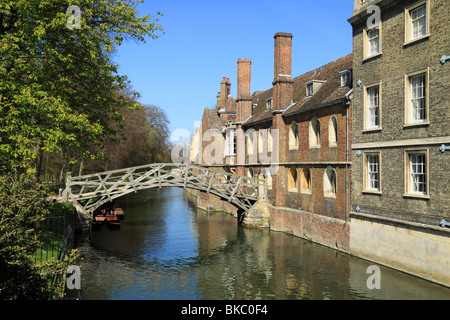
[76,187,450,300]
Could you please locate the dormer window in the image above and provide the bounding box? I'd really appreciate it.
[306,80,325,97]
[306,83,314,97]
[340,69,352,87]
[266,98,273,110]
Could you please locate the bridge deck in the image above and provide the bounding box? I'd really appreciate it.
[61,163,267,218]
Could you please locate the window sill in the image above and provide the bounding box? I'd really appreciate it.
[362,190,382,195]
[403,121,429,128]
[329,143,337,148]
[289,146,299,150]
[403,193,430,200]
[363,127,382,133]
[301,190,312,195]
[288,188,298,193]
[309,145,321,149]
[362,52,382,62]
[324,193,336,199]
[403,34,430,47]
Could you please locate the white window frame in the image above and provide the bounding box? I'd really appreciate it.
[404,68,429,126]
[363,23,382,60]
[368,27,380,56]
[363,82,382,131]
[306,83,314,97]
[340,69,352,87]
[225,129,236,156]
[404,0,430,45]
[404,149,429,198]
[266,97,273,110]
[363,152,381,193]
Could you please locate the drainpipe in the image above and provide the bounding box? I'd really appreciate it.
[345,89,353,223]
[345,105,349,223]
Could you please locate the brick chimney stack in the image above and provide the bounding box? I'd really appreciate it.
[272,32,293,208]
[218,77,230,110]
[236,58,252,122]
[272,32,293,111]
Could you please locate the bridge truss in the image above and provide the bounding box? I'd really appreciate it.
[61,163,267,219]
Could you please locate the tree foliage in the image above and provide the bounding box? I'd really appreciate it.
[0,0,167,299]
[0,0,163,173]
[0,174,77,299]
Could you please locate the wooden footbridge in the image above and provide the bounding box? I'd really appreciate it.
[60,163,267,223]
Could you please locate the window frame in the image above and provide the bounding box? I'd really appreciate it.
[363,152,382,194]
[363,24,382,60]
[323,166,337,198]
[309,117,321,148]
[300,167,312,194]
[329,115,338,147]
[363,81,382,131]
[288,167,299,193]
[289,121,299,150]
[266,97,273,110]
[404,0,430,45]
[340,69,352,87]
[404,68,429,127]
[404,149,429,199]
[306,82,314,97]
[225,129,236,156]
[268,127,273,153]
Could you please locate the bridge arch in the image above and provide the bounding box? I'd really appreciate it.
[61,163,267,223]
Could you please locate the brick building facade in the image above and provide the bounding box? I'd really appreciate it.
[191,32,354,252]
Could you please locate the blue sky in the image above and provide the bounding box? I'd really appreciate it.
[114,0,354,139]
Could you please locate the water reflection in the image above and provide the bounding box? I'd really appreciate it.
[77,188,450,300]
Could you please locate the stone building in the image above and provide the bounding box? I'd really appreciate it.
[348,0,450,286]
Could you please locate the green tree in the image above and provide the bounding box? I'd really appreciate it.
[0,174,77,299]
[0,0,163,176]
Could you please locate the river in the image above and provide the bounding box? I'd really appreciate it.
[75,187,450,300]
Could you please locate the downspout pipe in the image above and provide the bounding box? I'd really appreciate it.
[345,89,353,223]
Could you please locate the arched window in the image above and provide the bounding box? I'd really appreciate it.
[288,167,298,192]
[246,130,255,156]
[247,167,254,178]
[268,127,273,153]
[289,121,299,149]
[266,172,273,190]
[309,117,321,147]
[258,174,265,196]
[300,167,311,193]
[329,115,338,146]
[323,166,337,196]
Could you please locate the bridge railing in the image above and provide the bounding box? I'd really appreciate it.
[62,163,267,214]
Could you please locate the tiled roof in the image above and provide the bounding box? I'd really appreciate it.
[244,53,352,126]
[203,107,224,131]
